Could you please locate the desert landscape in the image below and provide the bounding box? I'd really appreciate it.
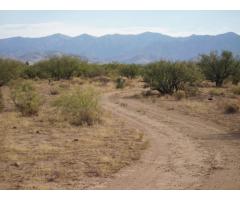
[1,10,240,191]
[0,54,240,189]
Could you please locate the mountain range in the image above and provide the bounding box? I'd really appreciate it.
[0,32,240,63]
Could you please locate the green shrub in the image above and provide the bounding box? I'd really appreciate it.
[231,86,240,95]
[116,77,126,89]
[231,60,240,85]
[11,80,42,116]
[53,87,101,126]
[199,51,236,87]
[76,63,106,78]
[0,89,4,112]
[119,64,140,79]
[144,61,202,95]
[0,58,25,86]
[26,56,83,80]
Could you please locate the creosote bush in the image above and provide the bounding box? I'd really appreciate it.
[0,58,25,86]
[119,64,140,79]
[198,51,236,87]
[24,56,84,80]
[10,80,42,116]
[53,87,101,126]
[144,61,202,95]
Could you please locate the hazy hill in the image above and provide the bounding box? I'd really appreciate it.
[0,32,240,63]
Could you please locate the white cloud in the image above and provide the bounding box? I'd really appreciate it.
[0,22,237,39]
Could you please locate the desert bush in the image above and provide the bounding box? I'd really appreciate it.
[224,102,239,114]
[174,90,186,100]
[0,58,25,86]
[53,87,101,126]
[103,62,125,79]
[144,61,202,95]
[0,89,4,112]
[199,51,236,87]
[116,77,126,89]
[231,60,240,85]
[231,86,240,95]
[119,64,140,79]
[10,80,42,116]
[26,56,82,80]
[76,63,106,78]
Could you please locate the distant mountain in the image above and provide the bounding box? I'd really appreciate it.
[0,32,240,63]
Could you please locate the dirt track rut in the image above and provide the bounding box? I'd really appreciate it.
[93,90,240,189]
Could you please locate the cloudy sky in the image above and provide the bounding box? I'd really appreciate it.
[0,11,240,38]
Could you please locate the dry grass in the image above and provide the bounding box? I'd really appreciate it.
[137,83,240,131]
[231,86,240,95]
[209,88,225,96]
[173,90,186,100]
[0,79,147,189]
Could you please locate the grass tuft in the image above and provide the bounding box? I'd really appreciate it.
[53,87,101,126]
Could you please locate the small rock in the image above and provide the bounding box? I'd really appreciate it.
[12,126,17,129]
[12,162,20,167]
[73,139,79,142]
[36,130,40,134]
[47,178,55,182]
[208,96,213,101]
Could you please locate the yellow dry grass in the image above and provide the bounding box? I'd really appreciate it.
[0,78,147,189]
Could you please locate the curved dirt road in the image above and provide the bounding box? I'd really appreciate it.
[93,89,240,189]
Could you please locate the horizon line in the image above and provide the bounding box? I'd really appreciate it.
[1,31,239,40]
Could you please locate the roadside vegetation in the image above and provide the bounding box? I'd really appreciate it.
[53,87,101,126]
[10,80,42,116]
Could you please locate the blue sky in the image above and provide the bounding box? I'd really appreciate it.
[0,11,240,38]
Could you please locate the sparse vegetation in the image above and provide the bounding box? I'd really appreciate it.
[10,80,42,116]
[53,87,101,126]
[1,49,240,189]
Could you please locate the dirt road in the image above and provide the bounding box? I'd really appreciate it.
[93,89,240,189]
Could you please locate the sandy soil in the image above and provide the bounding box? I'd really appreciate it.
[92,88,240,189]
